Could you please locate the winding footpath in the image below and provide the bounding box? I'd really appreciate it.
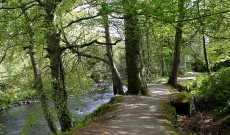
[74,73,200,135]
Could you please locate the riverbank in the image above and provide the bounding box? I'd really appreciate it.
[0,81,111,111]
[0,99,38,111]
[0,84,115,135]
[0,88,37,111]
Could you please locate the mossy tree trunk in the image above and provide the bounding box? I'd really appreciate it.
[20,3,58,134]
[28,45,58,134]
[42,1,72,132]
[123,0,149,95]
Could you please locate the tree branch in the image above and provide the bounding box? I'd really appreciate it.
[175,9,230,23]
[60,32,109,64]
[73,51,109,64]
[0,44,20,65]
[185,29,199,44]
[109,14,124,19]
[79,39,122,48]
[63,14,100,28]
[35,0,44,6]
[0,49,7,65]
[18,4,38,17]
[61,39,122,52]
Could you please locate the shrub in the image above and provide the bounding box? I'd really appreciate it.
[212,56,230,71]
[194,68,230,115]
[0,88,36,107]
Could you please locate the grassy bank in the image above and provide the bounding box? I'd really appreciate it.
[66,95,122,135]
[160,103,179,135]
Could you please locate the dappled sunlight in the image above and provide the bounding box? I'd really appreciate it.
[76,84,175,134]
[72,73,201,134]
[177,77,195,82]
[138,116,151,119]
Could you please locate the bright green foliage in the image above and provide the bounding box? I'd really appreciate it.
[0,89,36,107]
[194,68,230,115]
[0,55,38,107]
[65,61,96,98]
[0,0,230,133]
[212,56,230,71]
[208,41,230,71]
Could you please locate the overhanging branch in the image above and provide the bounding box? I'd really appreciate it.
[72,50,109,64]
[63,14,100,28]
[175,9,230,23]
[19,4,38,17]
[60,33,109,64]
[35,0,44,6]
[61,39,122,52]
[79,39,122,48]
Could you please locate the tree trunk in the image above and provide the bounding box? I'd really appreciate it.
[160,54,166,76]
[20,3,58,133]
[197,0,211,73]
[202,32,211,73]
[0,47,7,65]
[167,0,185,88]
[144,17,152,83]
[124,0,149,95]
[28,46,58,134]
[44,4,72,132]
[102,9,124,95]
[46,32,72,132]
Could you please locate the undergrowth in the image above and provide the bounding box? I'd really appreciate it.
[0,88,36,108]
[193,68,230,116]
[176,68,230,134]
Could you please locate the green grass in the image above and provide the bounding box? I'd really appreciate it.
[152,77,169,84]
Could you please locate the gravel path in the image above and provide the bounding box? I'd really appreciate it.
[73,73,199,135]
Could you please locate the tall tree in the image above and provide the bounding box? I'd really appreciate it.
[36,0,72,131]
[19,1,58,133]
[167,0,185,88]
[197,0,211,73]
[102,2,124,95]
[123,0,149,95]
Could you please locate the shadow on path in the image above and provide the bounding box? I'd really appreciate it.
[74,73,200,135]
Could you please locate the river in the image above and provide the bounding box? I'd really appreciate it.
[0,85,124,135]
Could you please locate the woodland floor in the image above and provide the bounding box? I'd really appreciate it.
[72,73,199,135]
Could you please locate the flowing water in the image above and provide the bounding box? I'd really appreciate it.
[0,85,124,135]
